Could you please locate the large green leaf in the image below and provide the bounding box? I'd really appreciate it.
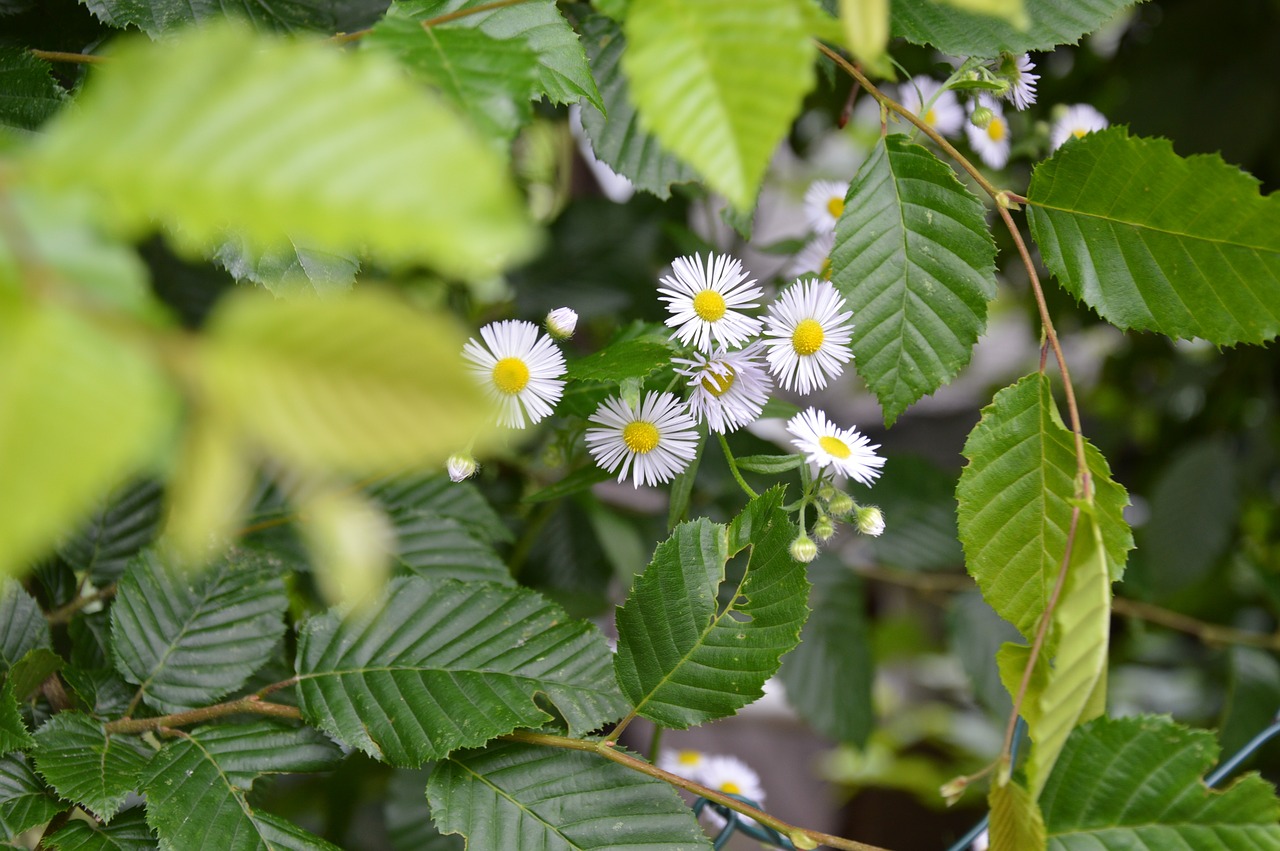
[366,14,538,144]
[81,0,386,35]
[891,0,1139,57]
[0,580,50,673]
[29,23,537,280]
[392,0,603,110]
[779,556,873,746]
[0,304,175,578]
[391,513,511,585]
[48,807,157,850]
[564,336,675,382]
[0,755,60,841]
[296,576,626,765]
[832,135,996,426]
[57,480,163,586]
[956,374,1131,642]
[138,721,342,851]
[1027,127,1280,346]
[622,0,814,209]
[200,289,492,476]
[31,714,151,822]
[110,549,288,712]
[1042,715,1280,849]
[427,741,712,851]
[0,48,63,136]
[366,474,511,544]
[577,15,697,200]
[614,489,809,728]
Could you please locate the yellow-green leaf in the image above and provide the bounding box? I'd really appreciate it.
[990,778,1046,851]
[936,0,1028,30]
[839,0,892,77]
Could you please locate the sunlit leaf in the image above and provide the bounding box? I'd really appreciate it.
[839,0,891,77]
[213,237,358,298]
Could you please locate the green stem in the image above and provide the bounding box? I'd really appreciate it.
[106,694,302,735]
[717,432,759,498]
[648,724,664,763]
[45,584,117,626]
[505,731,892,851]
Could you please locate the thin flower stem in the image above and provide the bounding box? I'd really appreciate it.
[45,584,118,626]
[717,432,760,499]
[29,49,106,65]
[648,724,664,763]
[105,693,302,735]
[506,730,893,851]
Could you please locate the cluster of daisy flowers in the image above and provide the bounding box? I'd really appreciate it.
[657,749,767,832]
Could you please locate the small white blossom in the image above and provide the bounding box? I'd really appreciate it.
[545,307,578,340]
[446,453,478,482]
[673,343,772,434]
[657,749,707,779]
[1051,104,1109,151]
[856,505,885,537]
[784,231,835,281]
[584,392,699,488]
[699,754,767,829]
[787,407,885,486]
[1000,53,1039,110]
[658,252,763,353]
[462,320,566,429]
[762,278,855,394]
[802,179,850,234]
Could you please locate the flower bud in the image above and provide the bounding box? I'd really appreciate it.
[939,775,968,807]
[817,483,837,502]
[789,534,818,563]
[812,514,835,542]
[447,453,478,483]
[969,105,994,129]
[827,492,854,516]
[856,505,885,537]
[545,307,578,340]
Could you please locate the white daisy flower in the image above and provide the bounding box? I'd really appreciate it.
[657,749,707,780]
[545,306,577,340]
[699,754,766,829]
[762,278,855,394]
[462,320,566,429]
[1051,103,1109,150]
[787,407,885,486]
[966,97,1011,169]
[784,231,835,281]
[446,452,478,482]
[802,179,850,234]
[899,75,965,137]
[673,343,773,434]
[658,252,764,353]
[999,53,1039,110]
[585,391,699,488]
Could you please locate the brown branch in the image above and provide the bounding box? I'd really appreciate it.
[105,694,301,735]
[45,584,118,626]
[1112,597,1280,651]
[508,731,893,851]
[29,49,106,65]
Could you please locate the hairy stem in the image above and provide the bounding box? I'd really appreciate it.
[718,432,760,499]
[105,694,302,735]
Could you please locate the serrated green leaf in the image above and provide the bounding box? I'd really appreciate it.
[296,576,626,765]
[48,806,157,851]
[30,23,537,280]
[956,374,1131,642]
[139,721,342,851]
[213,237,358,298]
[1027,127,1280,345]
[201,289,493,476]
[6,649,62,704]
[665,431,705,532]
[1042,715,1280,849]
[891,0,1136,57]
[989,779,1046,851]
[81,0,381,36]
[578,15,697,200]
[395,0,603,110]
[936,0,1027,28]
[831,135,997,426]
[564,337,675,382]
[0,581,51,674]
[0,754,60,840]
[779,557,873,745]
[0,48,63,135]
[392,513,511,585]
[615,489,809,728]
[367,14,537,144]
[62,667,133,721]
[0,686,31,757]
[58,480,163,586]
[386,767,462,851]
[366,474,511,544]
[427,741,713,851]
[32,713,151,822]
[733,454,803,475]
[0,303,175,578]
[111,549,288,712]
[622,0,814,209]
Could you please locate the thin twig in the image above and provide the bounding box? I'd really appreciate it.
[105,694,302,735]
[45,585,118,626]
[29,49,106,65]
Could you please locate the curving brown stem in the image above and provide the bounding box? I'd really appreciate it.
[105,694,301,735]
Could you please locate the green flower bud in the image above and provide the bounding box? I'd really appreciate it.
[856,505,885,537]
[970,105,994,129]
[813,514,835,542]
[789,534,818,563]
[827,492,855,516]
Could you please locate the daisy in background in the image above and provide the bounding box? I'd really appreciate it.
[787,407,885,486]
[698,754,767,829]
[784,230,835,281]
[802,179,850,234]
[657,749,708,780]
[658,252,763,353]
[674,342,773,434]
[762,278,855,394]
[462,320,566,429]
[585,391,699,488]
[997,53,1039,110]
[899,75,965,138]
[1051,103,1109,150]
[966,95,1012,169]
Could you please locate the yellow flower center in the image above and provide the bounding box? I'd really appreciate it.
[677,751,702,765]
[987,118,1007,142]
[720,781,742,795]
[491,357,530,394]
[819,435,852,458]
[701,367,736,397]
[925,108,937,126]
[826,196,845,219]
[1072,127,1087,139]
[791,318,825,356]
[692,289,727,322]
[622,421,660,454]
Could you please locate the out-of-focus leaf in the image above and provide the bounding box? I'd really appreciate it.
[892,0,1135,57]
[1220,647,1280,758]
[58,480,163,586]
[523,464,612,505]
[839,0,891,76]
[989,778,1046,851]
[81,0,387,35]
[867,455,962,571]
[948,591,1020,719]
[213,236,358,297]
[31,713,151,822]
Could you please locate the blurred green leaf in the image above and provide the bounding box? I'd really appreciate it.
[733,454,803,475]
[523,464,612,505]
[1028,127,1280,346]
[213,237,358,298]
[520,498,614,617]
[47,807,157,850]
[892,0,1135,57]
[82,0,390,37]
[665,431,704,531]
[622,0,814,209]
[615,489,809,727]
[428,741,712,851]
[1220,647,1280,758]
[111,549,288,712]
[989,778,1046,851]
[948,591,1020,720]
[0,48,64,136]
[0,754,60,841]
[30,23,537,279]
[839,0,891,77]
[296,576,626,764]
[831,135,997,426]
[32,713,151,822]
